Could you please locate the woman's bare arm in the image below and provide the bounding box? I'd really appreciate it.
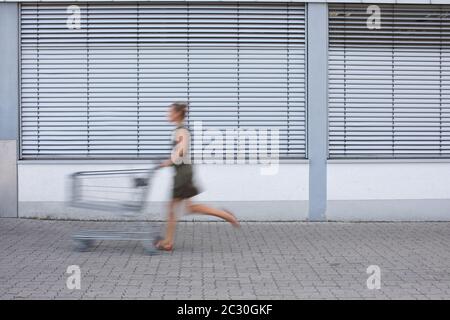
[160,128,189,168]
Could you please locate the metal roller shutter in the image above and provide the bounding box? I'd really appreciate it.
[329,4,450,159]
[20,2,305,159]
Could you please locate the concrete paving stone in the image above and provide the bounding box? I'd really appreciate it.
[1,219,450,300]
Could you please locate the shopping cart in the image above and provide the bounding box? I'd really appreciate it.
[69,167,162,255]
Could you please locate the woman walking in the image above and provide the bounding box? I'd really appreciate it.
[155,102,240,251]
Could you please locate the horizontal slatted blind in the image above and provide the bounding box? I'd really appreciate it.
[20,2,305,159]
[329,4,450,159]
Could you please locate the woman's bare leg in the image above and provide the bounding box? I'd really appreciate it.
[185,200,239,227]
[159,199,181,248]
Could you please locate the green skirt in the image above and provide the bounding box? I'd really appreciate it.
[172,164,200,199]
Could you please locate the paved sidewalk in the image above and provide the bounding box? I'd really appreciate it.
[1,218,449,300]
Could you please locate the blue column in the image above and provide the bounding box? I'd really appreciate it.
[0,3,19,217]
[307,3,328,221]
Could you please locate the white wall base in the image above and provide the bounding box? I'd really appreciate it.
[19,200,308,221]
[327,162,450,221]
[327,199,450,221]
[17,161,450,221]
[18,162,309,220]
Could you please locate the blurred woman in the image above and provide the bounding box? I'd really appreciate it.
[156,102,240,251]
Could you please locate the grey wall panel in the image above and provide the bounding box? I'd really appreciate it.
[0,141,18,217]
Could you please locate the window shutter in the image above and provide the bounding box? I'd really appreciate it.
[20,2,306,159]
[329,4,450,159]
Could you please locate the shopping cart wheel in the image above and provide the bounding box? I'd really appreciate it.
[74,238,94,252]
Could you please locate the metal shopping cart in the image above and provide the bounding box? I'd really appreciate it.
[69,167,162,255]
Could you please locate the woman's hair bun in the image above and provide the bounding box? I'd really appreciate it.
[171,101,188,118]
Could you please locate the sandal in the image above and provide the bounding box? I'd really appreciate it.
[154,238,174,251]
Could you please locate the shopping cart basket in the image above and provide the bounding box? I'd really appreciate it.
[69,167,162,254]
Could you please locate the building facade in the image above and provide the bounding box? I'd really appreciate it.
[1,0,449,221]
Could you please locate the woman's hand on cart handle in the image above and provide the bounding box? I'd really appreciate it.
[158,159,173,169]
